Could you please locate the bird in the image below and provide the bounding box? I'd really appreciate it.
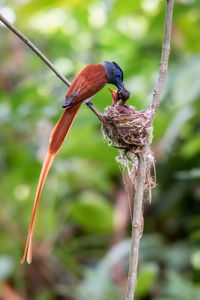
[20,61,128,264]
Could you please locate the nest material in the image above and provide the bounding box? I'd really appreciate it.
[101,105,155,149]
[101,104,156,202]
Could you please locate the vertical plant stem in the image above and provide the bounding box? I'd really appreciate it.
[125,154,145,300]
[125,1,174,298]
[152,0,175,109]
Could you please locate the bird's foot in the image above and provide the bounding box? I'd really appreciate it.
[87,100,94,108]
[86,101,103,120]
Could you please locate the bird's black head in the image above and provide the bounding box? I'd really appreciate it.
[101,61,124,91]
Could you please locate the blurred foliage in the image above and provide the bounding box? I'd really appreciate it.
[0,0,200,299]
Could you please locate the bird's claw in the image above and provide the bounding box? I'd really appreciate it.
[87,101,94,108]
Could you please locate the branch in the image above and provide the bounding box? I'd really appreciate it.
[0,13,103,119]
[125,1,174,299]
[152,0,174,109]
[125,153,145,300]
[0,13,71,87]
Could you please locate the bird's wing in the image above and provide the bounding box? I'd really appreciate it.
[63,64,107,108]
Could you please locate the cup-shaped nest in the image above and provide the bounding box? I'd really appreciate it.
[101,104,155,152]
[101,104,156,202]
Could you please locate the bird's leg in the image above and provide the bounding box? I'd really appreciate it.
[87,100,94,107]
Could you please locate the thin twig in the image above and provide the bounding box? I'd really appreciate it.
[86,100,104,121]
[125,154,145,300]
[152,0,174,109]
[0,13,103,119]
[125,1,174,299]
[0,13,70,87]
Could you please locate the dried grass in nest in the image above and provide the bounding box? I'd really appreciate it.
[101,104,156,202]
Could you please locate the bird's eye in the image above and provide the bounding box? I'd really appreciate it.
[116,73,122,79]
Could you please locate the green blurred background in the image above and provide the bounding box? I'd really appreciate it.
[0,0,200,299]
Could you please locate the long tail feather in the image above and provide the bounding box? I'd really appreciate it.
[21,103,81,264]
[20,152,55,264]
[49,103,81,154]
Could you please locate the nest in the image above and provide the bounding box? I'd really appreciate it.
[101,104,156,202]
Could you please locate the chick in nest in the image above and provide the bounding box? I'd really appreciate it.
[108,86,130,106]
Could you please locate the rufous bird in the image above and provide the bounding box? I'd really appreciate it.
[21,61,129,264]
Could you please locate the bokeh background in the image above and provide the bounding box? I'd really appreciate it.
[0,0,200,299]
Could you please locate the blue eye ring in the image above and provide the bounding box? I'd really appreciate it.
[116,72,122,79]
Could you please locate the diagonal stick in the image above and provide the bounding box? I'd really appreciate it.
[0,13,103,119]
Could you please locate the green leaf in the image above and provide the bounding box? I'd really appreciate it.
[135,262,159,298]
[180,136,200,158]
[69,191,114,233]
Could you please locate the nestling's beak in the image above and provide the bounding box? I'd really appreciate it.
[108,85,131,106]
[108,88,118,106]
[108,88,118,97]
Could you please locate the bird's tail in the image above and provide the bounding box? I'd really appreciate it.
[20,103,81,264]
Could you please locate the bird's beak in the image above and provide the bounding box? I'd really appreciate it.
[117,82,124,92]
[108,88,118,97]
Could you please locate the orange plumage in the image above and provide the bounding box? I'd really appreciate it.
[21,64,107,264]
[64,64,107,107]
[21,60,130,264]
